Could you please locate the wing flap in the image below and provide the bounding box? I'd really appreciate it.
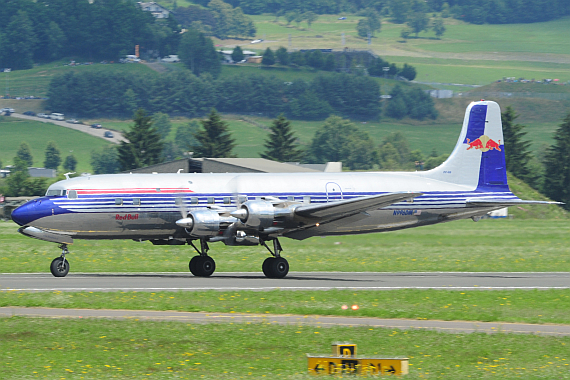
[294,192,422,221]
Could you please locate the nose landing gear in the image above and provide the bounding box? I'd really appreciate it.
[50,244,70,277]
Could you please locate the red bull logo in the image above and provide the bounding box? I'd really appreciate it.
[466,135,501,152]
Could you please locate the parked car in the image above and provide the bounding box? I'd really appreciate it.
[37,113,49,118]
[23,111,36,116]
[91,123,102,129]
[338,16,346,20]
[66,119,79,124]
[1,107,15,113]
[104,131,114,138]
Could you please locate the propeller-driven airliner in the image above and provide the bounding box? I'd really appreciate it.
[11,101,556,278]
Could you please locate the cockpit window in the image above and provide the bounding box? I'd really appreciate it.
[45,189,67,197]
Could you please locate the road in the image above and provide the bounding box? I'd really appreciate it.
[2,271,569,292]
[10,113,127,144]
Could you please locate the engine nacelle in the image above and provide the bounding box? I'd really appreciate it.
[182,209,224,237]
[233,200,275,230]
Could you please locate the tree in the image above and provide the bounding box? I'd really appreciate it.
[356,10,381,38]
[231,45,244,63]
[44,142,62,170]
[285,12,296,25]
[261,114,303,162]
[323,54,336,71]
[399,63,417,81]
[543,113,570,209]
[16,142,33,167]
[121,89,138,116]
[63,154,78,172]
[407,0,429,37]
[193,109,236,157]
[91,146,120,174]
[178,28,221,78]
[152,112,172,139]
[501,106,536,186]
[304,11,318,28]
[294,11,305,28]
[118,109,164,171]
[389,0,412,23]
[46,21,66,60]
[275,46,289,65]
[432,18,446,39]
[5,10,38,70]
[262,47,275,65]
[307,116,378,170]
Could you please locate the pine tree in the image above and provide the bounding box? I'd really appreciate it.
[501,106,537,186]
[231,45,244,63]
[63,155,77,172]
[262,48,275,66]
[44,141,61,170]
[118,109,164,171]
[543,112,570,209]
[261,114,303,162]
[16,142,33,167]
[193,109,236,158]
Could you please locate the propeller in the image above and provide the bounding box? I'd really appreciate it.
[175,196,194,228]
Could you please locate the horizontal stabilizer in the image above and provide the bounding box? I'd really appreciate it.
[467,198,563,208]
[295,192,422,221]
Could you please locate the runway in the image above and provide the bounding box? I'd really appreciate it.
[2,271,570,292]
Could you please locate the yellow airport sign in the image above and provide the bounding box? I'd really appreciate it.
[308,356,409,376]
[332,342,357,357]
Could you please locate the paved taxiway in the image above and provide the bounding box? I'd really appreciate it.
[2,307,570,336]
[2,271,570,291]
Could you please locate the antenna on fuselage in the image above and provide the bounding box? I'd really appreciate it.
[64,172,76,180]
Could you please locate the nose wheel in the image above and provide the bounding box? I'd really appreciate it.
[50,244,70,277]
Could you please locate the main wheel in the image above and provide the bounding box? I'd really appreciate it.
[190,256,216,277]
[262,257,289,279]
[50,257,70,277]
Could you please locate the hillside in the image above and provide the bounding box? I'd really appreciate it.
[507,173,568,219]
[0,118,112,174]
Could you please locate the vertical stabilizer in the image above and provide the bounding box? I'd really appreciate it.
[424,101,508,191]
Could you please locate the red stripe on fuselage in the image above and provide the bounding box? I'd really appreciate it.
[75,188,193,195]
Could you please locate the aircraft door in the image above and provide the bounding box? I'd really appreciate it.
[325,182,343,202]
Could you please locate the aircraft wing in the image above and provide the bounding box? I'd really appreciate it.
[466,198,563,207]
[294,192,422,221]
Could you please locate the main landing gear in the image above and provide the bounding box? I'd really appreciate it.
[50,244,70,277]
[188,239,216,277]
[261,238,289,279]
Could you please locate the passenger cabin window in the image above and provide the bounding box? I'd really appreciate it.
[207,197,214,204]
[303,196,311,203]
[287,195,295,201]
[133,198,141,206]
[223,196,231,204]
[115,198,123,205]
[68,190,78,199]
[191,197,198,205]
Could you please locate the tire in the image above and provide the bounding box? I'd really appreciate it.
[262,257,273,278]
[50,257,70,277]
[191,256,216,277]
[263,257,289,279]
[189,256,200,275]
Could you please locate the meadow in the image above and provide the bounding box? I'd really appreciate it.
[2,218,569,274]
[0,118,112,174]
[2,316,570,379]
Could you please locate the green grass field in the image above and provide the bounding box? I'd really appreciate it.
[0,119,112,174]
[2,218,568,274]
[3,316,569,379]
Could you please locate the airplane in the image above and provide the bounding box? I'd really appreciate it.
[11,100,557,278]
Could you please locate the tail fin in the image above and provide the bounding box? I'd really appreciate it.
[424,100,508,192]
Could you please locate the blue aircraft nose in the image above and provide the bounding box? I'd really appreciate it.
[11,200,41,226]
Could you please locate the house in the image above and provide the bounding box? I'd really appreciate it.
[219,49,258,63]
[137,2,170,18]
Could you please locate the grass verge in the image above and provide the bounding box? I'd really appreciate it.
[2,288,570,325]
[2,218,569,274]
[1,316,569,379]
